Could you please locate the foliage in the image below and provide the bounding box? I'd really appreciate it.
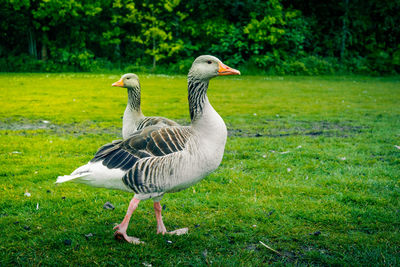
[283,0,400,74]
[0,0,399,74]
[1,74,400,265]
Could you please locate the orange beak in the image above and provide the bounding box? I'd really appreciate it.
[218,62,240,76]
[112,79,124,87]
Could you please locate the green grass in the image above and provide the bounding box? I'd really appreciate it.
[1,73,399,266]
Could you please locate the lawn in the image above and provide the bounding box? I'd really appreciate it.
[0,73,399,266]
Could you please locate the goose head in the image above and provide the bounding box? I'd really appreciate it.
[112,73,140,91]
[188,55,240,80]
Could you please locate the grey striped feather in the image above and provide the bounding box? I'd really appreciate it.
[91,125,193,193]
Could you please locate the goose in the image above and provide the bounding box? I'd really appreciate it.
[112,73,179,139]
[56,55,240,244]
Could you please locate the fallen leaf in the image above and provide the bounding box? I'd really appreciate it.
[167,228,188,235]
[85,233,94,240]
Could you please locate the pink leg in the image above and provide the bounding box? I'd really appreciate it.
[154,202,167,235]
[113,197,143,244]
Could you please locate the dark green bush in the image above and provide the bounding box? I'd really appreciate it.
[300,56,338,75]
[0,0,398,75]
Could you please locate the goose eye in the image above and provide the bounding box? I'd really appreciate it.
[126,77,130,80]
[207,61,212,64]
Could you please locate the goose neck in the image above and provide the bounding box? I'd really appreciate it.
[127,87,141,112]
[188,78,209,122]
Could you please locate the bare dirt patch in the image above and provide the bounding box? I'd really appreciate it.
[228,119,368,138]
[0,118,120,137]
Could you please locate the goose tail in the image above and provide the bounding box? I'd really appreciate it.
[56,172,90,184]
[55,162,131,192]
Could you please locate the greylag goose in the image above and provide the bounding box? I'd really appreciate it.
[112,73,179,139]
[56,55,240,244]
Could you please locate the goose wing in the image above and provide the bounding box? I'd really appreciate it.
[136,117,180,131]
[90,125,192,171]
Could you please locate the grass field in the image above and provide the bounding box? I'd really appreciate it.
[0,73,399,266]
